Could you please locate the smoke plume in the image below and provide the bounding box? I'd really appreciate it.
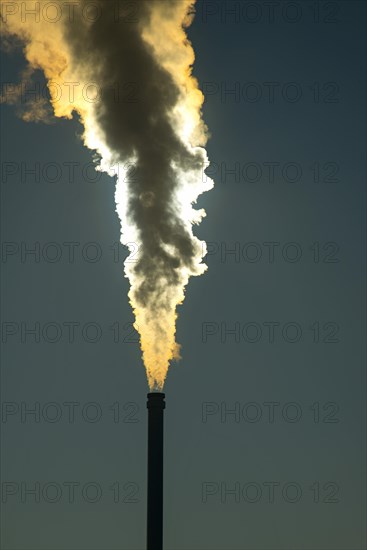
[1,0,213,389]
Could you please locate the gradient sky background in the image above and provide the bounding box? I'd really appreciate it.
[1,1,366,549]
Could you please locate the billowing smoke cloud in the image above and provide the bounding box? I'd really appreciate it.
[1,0,213,389]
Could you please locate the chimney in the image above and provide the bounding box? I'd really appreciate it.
[146,392,165,550]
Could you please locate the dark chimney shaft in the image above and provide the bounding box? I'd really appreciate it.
[147,392,165,550]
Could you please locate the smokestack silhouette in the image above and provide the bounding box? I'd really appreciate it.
[147,392,165,550]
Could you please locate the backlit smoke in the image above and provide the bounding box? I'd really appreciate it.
[1,0,213,389]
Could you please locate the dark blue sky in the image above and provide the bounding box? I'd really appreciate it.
[1,1,366,549]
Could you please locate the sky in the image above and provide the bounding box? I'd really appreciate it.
[1,1,366,549]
